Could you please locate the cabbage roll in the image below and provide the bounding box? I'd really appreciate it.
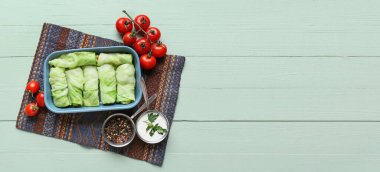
[97,64,116,104]
[116,64,135,104]
[65,67,84,106]
[97,53,132,66]
[49,67,71,107]
[49,52,97,69]
[83,66,99,106]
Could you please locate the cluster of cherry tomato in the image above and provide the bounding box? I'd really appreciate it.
[24,80,45,117]
[116,10,168,70]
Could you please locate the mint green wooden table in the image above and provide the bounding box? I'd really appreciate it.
[1,0,380,171]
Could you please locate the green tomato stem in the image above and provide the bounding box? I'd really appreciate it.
[122,10,153,45]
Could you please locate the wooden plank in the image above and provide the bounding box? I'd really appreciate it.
[181,56,380,89]
[176,88,380,121]
[1,121,380,171]
[2,0,380,56]
[2,56,380,121]
[5,87,380,121]
[1,153,380,172]
[3,56,380,89]
[2,153,379,172]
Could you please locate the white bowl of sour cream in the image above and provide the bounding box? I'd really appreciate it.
[136,110,170,144]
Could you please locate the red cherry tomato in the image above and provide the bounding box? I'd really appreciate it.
[146,27,161,43]
[26,80,40,94]
[24,103,39,117]
[151,42,167,58]
[140,54,157,70]
[133,38,151,55]
[134,15,150,33]
[36,92,45,108]
[123,32,137,46]
[116,18,133,35]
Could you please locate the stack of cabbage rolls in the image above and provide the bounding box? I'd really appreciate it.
[48,52,135,107]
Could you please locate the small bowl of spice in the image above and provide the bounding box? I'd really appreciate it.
[102,113,136,147]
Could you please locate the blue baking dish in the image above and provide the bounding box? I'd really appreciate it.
[43,46,142,114]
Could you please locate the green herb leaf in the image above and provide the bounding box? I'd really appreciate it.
[146,122,153,131]
[156,126,168,135]
[149,127,156,136]
[148,113,159,123]
[145,113,168,137]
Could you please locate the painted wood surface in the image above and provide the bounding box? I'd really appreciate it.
[0,0,379,171]
[1,121,380,171]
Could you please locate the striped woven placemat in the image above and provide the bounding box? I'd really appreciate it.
[15,23,185,166]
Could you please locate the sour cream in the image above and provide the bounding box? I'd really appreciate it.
[136,110,169,144]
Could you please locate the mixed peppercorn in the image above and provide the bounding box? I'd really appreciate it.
[104,116,133,144]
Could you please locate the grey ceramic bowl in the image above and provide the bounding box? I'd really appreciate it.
[43,46,142,114]
[101,113,136,147]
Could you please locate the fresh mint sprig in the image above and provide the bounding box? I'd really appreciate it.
[145,113,167,136]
